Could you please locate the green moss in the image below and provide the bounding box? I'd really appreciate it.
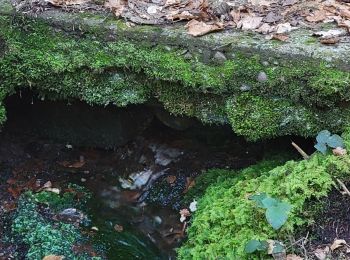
[12,190,97,260]
[178,129,350,259]
[1,15,350,139]
[225,94,319,141]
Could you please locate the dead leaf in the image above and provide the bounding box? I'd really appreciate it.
[313,28,348,38]
[105,0,127,17]
[333,147,347,156]
[276,22,292,34]
[58,156,85,168]
[340,8,350,19]
[179,208,191,222]
[314,247,330,260]
[330,239,347,251]
[166,175,177,184]
[44,188,60,194]
[282,0,298,6]
[272,34,289,41]
[42,255,64,260]
[45,0,89,6]
[186,20,224,37]
[257,23,275,34]
[286,254,303,260]
[183,177,196,193]
[320,37,340,44]
[237,16,263,30]
[114,224,124,232]
[42,181,52,189]
[306,10,327,22]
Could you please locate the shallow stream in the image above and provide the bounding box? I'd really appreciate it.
[0,92,312,259]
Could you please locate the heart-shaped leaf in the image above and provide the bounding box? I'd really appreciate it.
[314,142,327,154]
[245,240,261,253]
[327,134,344,148]
[316,130,331,144]
[265,202,291,230]
[262,197,278,208]
[249,193,268,208]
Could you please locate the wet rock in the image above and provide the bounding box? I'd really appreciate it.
[183,52,193,60]
[146,174,187,210]
[58,208,85,223]
[154,108,194,131]
[257,71,268,82]
[213,51,227,64]
[119,169,153,190]
[149,144,183,166]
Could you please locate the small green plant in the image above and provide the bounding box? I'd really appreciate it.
[249,193,292,230]
[244,194,290,256]
[244,239,285,255]
[315,130,344,154]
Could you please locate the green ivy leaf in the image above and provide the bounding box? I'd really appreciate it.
[316,130,331,144]
[265,202,291,230]
[245,240,261,253]
[249,193,268,208]
[262,197,278,208]
[327,134,344,148]
[314,142,327,154]
[272,241,285,254]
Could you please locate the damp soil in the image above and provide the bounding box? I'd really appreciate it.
[0,94,336,259]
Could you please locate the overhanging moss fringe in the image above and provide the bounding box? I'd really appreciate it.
[1,15,350,140]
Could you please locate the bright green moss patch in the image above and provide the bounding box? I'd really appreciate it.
[1,15,350,140]
[12,189,98,260]
[226,94,319,141]
[178,130,350,259]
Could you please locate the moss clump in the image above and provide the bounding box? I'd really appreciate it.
[12,190,97,260]
[225,94,319,141]
[178,130,350,259]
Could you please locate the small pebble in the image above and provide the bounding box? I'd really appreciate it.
[213,51,227,64]
[257,71,268,82]
[81,178,86,182]
[240,84,251,92]
[184,52,193,60]
[91,226,99,231]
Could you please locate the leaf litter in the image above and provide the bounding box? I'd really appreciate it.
[19,0,350,42]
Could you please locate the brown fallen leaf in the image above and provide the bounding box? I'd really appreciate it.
[237,16,263,30]
[330,239,347,251]
[114,224,124,232]
[105,0,127,17]
[42,255,64,260]
[166,175,177,184]
[286,254,303,260]
[314,247,329,260]
[272,34,289,41]
[58,155,85,168]
[306,10,327,22]
[333,147,347,156]
[320,37,340,44]
[186,20,224,37]
[340,8,350,19]
[183,177,196,193]
[45,0,90,6]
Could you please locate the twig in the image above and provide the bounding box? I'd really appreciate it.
[336,178,350,197]
[291,142,310,160]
